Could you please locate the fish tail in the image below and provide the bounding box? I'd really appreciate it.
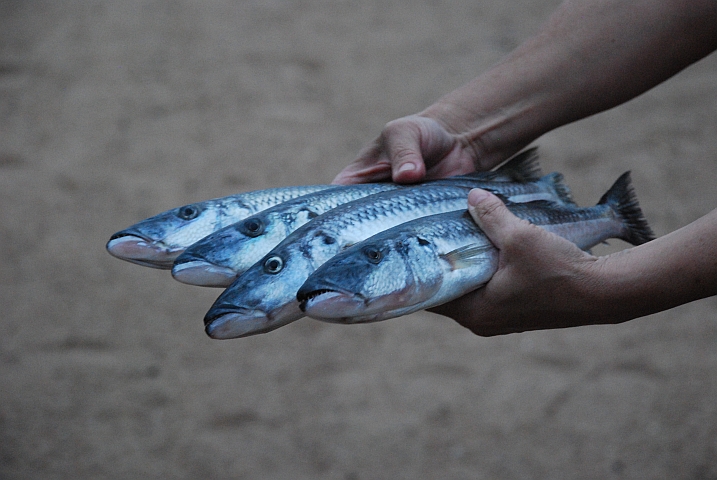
[494,147,543,182]
[598,171,656,245]
[542,172,577,206]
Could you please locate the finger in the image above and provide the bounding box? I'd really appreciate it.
[467,188,524,247]
[382,121,427,183]
[428,291,514,337]
[331,161,391,185]
[331,142,392,185]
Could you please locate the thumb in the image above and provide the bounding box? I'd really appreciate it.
[467,188,523,247]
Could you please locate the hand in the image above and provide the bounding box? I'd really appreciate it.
[430,189,606,336]
[332,115,486,185]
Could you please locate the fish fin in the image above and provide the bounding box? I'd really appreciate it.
[541,172,577,207]
[599,171,656,245]
[455,147,542,183]
[441,244,494,270]
[504,172,577,206]
[493,147,543,182]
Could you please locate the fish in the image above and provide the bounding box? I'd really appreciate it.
[171,149,570,288]
[106,147,541,270]
[106,184,338,269]
[202,168,576,339]
[171,183,404,286]
[296,172,655,323]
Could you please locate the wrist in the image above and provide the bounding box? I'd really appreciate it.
[584,247,674,325]
[417,65,561,170]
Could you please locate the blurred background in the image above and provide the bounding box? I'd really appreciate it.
[1,0,716,478]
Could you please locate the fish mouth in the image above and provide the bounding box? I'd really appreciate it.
[297,287,367,322]
[204,304,273,339]
[106,231,179,269]
[171,257,237,287]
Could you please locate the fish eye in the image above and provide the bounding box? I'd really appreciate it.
[241,218,265,237]
[177,204,201,220]
[363,246,382,264]
[263,255,284,274]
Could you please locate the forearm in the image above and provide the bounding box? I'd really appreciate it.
[586,208,717,324]
[421,0,717,169]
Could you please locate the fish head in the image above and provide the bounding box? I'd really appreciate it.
[171,212,287,287]
[202,243,315,339]
[107,200,245,268]
[204,303,301,339]
[297,234,444,323]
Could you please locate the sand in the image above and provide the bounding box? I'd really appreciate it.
[2,1,717,478]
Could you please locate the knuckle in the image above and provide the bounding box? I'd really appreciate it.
[473,197,505,222]
[383,117,418,137]
[392,146,419,163]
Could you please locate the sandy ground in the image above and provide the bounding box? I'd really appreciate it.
[2,1,717,478]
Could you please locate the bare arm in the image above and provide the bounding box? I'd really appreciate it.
[430,190,717,335]
[333,0,717,184]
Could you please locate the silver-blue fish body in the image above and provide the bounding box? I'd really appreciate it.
[171,182,404,286]
[105,184,336,268]
[298,210,499,323]
[172,168,573,287]
[203,182,490,339]
[171,147,550,286]
[202,168,581,338]
[107,146,544,271]
[297,172,655,323]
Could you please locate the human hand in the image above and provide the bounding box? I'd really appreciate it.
[332,115,490,185]
[430,189,610,336]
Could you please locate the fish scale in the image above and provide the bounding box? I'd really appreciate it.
[304,186,471,234]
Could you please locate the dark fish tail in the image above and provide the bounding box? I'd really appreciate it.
[598,171,655,245]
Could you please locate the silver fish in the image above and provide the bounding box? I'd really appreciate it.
[172,149,568,287]
[202,170,575,339]
[106,185,337,268]
[171,183,404,286]
[107,148,542,270]
[297,172,655,323]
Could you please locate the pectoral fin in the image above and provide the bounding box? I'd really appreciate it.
[440,244,494,270]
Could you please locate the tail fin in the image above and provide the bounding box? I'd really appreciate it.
[456,147,542,182]
[599,171,655,245]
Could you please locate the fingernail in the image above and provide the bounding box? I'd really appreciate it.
[468,188,490,207]
[397,162,416,174]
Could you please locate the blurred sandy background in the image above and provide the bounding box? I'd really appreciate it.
[2,1,717,478]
